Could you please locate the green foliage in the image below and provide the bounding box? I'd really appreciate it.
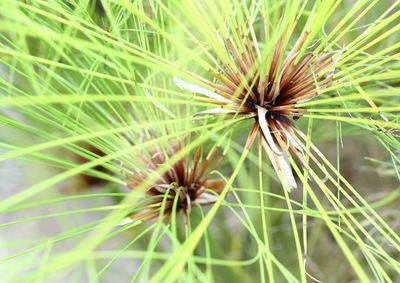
[0,0,399,282]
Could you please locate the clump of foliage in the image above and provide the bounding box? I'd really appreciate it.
[0,0,399,282]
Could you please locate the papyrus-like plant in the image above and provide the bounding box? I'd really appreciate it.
[0,0,399,282]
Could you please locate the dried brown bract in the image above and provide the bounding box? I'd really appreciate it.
[122,141,225,224]
[174,29,338,191]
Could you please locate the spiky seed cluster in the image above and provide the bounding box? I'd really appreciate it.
[174,30,338,191]
[125,141,225,223]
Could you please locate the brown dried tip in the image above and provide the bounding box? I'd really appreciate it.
[174,29,338,191]
[66,143,107,193]
[121,141,225,225]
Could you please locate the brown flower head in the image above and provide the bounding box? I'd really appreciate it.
[122,141,225,224]
[174,29,338,191]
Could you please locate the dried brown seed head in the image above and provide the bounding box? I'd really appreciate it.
[174,30,338,191]
[123,141,225,224]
